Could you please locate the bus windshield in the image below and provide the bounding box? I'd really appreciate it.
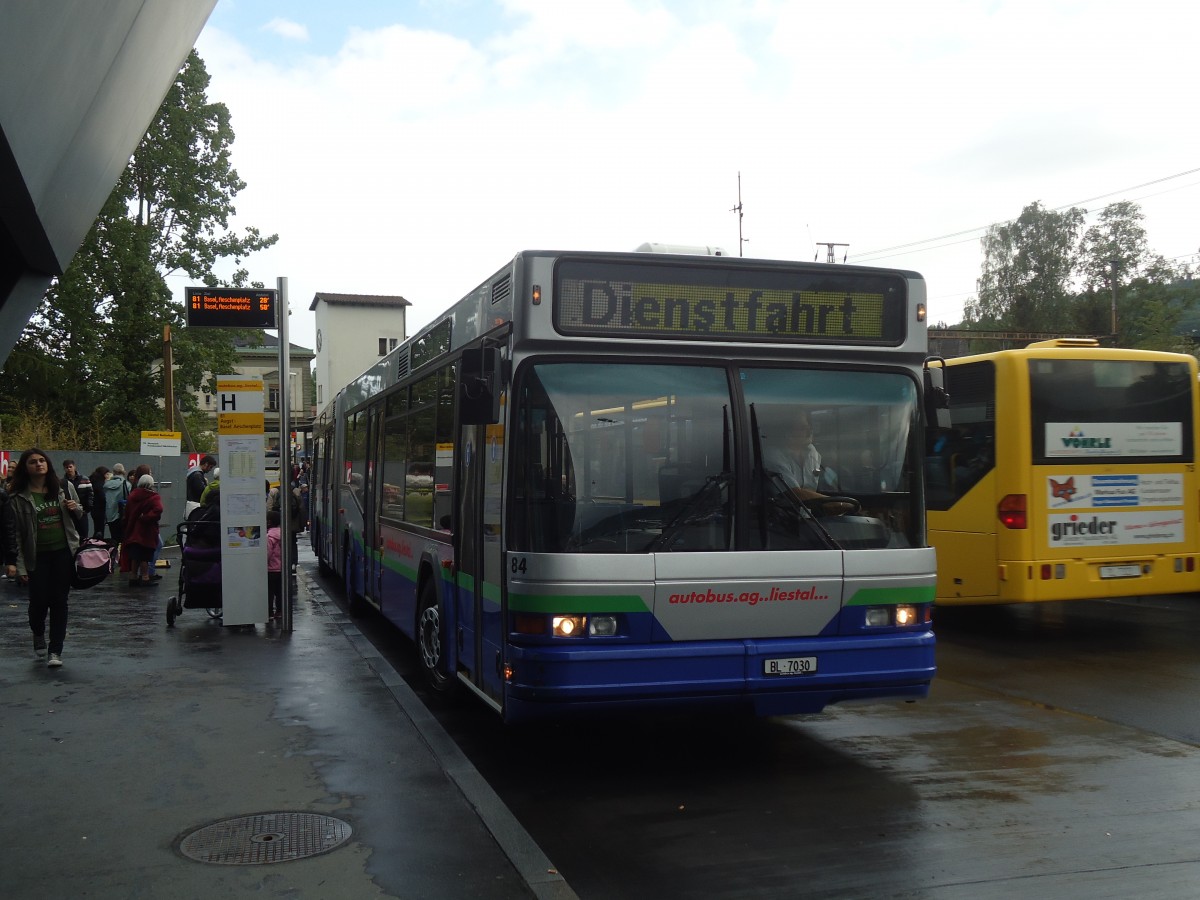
[511,361,921,553]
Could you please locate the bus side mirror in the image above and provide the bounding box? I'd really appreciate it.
[923,357,951,431]
[460,347,501,425]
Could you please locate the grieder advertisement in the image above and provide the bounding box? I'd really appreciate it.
[216,377,268,625]
[1044,422,1186,548]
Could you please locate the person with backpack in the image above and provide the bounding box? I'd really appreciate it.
[6,448,84,668]
[104,463,131,544]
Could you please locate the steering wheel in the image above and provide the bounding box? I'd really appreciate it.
[803,495,862,516]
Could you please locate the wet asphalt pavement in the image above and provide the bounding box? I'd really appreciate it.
[0,544,572,899]
[10,541,1199,899]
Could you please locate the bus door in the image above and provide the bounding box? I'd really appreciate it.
[310,427,326,561]
[926,360,1000,602]
[455,422,483,690]
[363,406,385,609]
[455,381,507,706]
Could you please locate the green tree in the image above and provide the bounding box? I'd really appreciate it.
[965,201,1086,331]
[1115,259,1200,351]
[1078,200,1153,291]
[0,50,276,447]
[1072,201,1153,336]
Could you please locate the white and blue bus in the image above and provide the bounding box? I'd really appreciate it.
[310,248,940,721]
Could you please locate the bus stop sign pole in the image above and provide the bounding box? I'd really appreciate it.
[277,276,293,633]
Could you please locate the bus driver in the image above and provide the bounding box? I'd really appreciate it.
[765,411,832,490]
[764,411,853,514]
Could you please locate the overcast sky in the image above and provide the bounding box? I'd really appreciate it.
[186,0,1200,353]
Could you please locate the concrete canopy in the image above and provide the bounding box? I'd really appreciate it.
[0,0,216,367]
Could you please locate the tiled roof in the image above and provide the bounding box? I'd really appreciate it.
[309,292,410,311]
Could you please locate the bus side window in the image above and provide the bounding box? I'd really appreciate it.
[434,364,456,531]
[927,360,996,509]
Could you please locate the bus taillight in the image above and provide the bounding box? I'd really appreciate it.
[998,494,1027,529]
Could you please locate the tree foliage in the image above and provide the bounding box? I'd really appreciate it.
[963,199,1197,352]
[1078,200,1152,291]
[0,50,277,449]
[967,201,1085,331]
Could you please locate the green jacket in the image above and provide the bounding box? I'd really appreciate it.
[9,483,82,576]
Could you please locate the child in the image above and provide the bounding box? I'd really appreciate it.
[266,508,282,620]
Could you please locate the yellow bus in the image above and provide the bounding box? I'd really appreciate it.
[927,338,1200,605]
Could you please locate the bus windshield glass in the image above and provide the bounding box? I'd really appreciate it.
[744,367,921,551]
[511,361,921,553]
[1030,358,1194,463]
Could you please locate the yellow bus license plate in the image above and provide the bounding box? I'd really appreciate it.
[1100,564,1140,579]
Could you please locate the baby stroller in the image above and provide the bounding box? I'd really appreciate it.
[166,520,222,625]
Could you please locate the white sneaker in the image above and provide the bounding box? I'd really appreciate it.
[47,653,63,668]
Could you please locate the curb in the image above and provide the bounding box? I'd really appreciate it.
[302,570,579,900]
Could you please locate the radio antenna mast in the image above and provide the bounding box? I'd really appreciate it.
[730,172,747,257]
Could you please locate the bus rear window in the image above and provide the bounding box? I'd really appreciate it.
[1029,359,1194,463]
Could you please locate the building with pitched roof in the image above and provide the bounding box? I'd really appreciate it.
[309,292,410,410]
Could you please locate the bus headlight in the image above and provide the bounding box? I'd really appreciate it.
[589,615,619,636]
[552,615,586,637]
[519,614,622,638]
[865,607,891,627]
[865,605,921,627]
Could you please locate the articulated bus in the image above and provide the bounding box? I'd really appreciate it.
[927,338,1200,605]
[310,249,941,721]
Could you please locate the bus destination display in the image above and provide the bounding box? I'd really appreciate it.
[186,287,278,328]
[554,261,906,345]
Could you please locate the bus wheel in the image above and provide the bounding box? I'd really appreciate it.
[417,582,452,692]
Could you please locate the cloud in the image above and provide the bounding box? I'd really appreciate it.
[192,1,1200,346]
[262,18,310,42]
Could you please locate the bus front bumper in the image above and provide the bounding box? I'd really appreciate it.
[502,631,935,722]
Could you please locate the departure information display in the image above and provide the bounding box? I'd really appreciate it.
[554,260,907,345]
[186,287,277,328]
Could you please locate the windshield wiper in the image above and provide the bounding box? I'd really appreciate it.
[648,471,732,552]
[649,404,735,552]
[767,470,840,549]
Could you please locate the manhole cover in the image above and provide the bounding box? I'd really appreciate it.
[179,812,352,865]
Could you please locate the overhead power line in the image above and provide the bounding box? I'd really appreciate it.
[853,165,1200,262]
